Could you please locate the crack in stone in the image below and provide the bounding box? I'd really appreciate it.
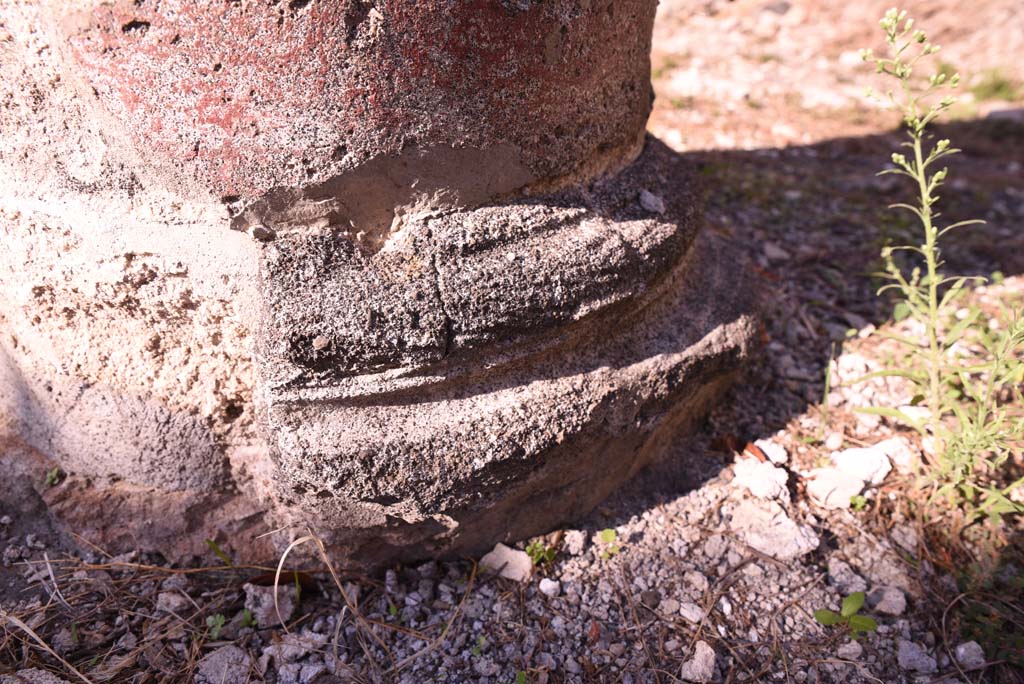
[426,230,455,359]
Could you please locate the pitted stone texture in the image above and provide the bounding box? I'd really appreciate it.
[255,145,756,565]
[49,0,656,208]
[0,0,267,492]
[258,140,697,386]
[0,204,261,492]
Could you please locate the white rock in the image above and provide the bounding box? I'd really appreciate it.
[538,578,561,597]
[718,596,732,616]
[897,405,931,424]
[855,410,882,432]
[858,544,915,595]
[827,557,868,594]
[244,582,296,628]
[660,597,680,615]
[838,50,864,67]
[837,640,863,660]
[155,591,189,614]
[832,447,891,486]
[732,458,788,499]
[729,500,819,560]
[263,630,329,663]
[754,438,788,464]
[563,530,587,555]
[300,663,327,684]
[875,436,918,474]
[679,640,716,683]
[702,534,728,560]
[763,242,791,262]
[824,433,844,451]
[806,467,864,509]
[890,524,918,553]
[480,543,532,582]
[868,585,906,616]
[195,645,253,684]
[835,351,872,384]
[278,663,302,684]
[638,189,666,214]
[684,570,709,594]
[954,640,986,670]
[897,639,937,673]
[678,601,705,624]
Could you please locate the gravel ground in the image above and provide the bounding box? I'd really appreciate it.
[2,1,1023,682]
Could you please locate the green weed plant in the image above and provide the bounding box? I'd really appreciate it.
[859,9,1024,523]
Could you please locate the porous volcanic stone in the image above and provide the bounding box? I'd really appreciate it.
[260,140,757,564]
[0,0,756,568]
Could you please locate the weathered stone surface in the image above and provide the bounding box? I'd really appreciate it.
[244,583,296,628]
[195,645,254,684]
[42,0,656,215]
[480,543,533,583]
[263,178,755,562]
[0,669,72,684]
[729,500,820,561]
[258,139,696,384]
[0,0,757,568]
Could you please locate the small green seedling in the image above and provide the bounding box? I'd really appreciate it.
[515,671,528,684]
[240,609,255,629]
[850,494,868,511]
[814,592,878,638]
[206,614,226,639]
[525,539,556,567]
[44,467,62,487]
[599,528,621,559]
[471,635,487,657]
[204,539,233,566]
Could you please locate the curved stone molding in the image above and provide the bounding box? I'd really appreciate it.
[0,0,757,568]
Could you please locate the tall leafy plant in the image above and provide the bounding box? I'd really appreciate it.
[859,9,1024,521]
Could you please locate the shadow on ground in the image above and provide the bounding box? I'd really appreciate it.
[589,110,1024,519]
[573,111,1024,682]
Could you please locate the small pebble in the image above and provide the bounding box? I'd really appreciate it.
[755,439,789,464]
[954,640,986,670]
[897,639,937,674]
[678,601,705,624]
[638,189,666,214]
[868,585,906,616]
[837,640,863,660]
[679,640,716,683]
[660,597,680,615]
[155,591,190,614]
